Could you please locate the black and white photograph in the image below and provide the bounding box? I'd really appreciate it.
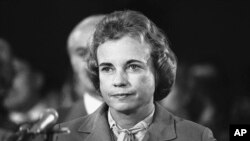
[1,0,250,141]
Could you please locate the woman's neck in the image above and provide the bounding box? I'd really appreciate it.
[110,103,155,129]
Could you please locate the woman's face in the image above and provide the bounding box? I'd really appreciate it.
[97,36,156,114]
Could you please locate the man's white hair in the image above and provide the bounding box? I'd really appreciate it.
[67,15,105,49]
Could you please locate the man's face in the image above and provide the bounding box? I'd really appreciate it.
[97,36,155,114]
[68,27,94,92]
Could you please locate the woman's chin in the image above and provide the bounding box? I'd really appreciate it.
[109,102,137,114]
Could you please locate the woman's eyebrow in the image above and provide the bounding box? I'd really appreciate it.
[99,62,113,67]
[127,59,146,64]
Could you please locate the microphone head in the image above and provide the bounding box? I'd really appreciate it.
[30,108,59,134]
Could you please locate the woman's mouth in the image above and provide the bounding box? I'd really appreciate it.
[111,93,135,99]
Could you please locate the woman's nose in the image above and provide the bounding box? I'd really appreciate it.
[113,70,129,87]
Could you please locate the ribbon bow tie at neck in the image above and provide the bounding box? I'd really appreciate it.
[112,122,147,141]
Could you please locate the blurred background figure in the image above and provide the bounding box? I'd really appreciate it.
[160,61,229,141]
[227,96,250,141]
[0,38,50,141]
[3,58,46,125]
[231,96,250,124]
[0,38,17,141]
[184,64,218,125]
[57,15,105,123]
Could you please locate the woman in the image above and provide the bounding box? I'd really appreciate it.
[55,10,216,141]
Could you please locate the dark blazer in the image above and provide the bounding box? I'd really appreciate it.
[54,102,216,141]
[57,99,88,123]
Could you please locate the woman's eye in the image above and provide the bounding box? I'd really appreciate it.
[100,67,113,73]
[127,64,140,71]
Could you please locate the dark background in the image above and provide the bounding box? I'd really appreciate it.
[1,0,250,133]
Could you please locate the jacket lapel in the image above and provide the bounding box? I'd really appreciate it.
[75,102,176,141]
[77,103,113,141]
[144,102,177,141]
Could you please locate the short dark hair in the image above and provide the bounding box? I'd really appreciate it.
[87,10,177,101]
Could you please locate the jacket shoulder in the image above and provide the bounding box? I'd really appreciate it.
[174,116,205,132]
[174,116,216,141]
[59,116,87,131]
[53,104,107,141]
[54,116,93,141]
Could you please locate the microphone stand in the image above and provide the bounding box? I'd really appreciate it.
[13,125,70,141]
[12,122,70,141]
[40,126,71,141]
[11,108,70,141]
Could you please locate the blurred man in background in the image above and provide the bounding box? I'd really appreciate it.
[57,15,105,122]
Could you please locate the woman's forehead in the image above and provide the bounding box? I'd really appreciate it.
[97,36,152,64]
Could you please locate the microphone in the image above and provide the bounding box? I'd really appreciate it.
[10,109,69,141]
[29,108,59,134]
